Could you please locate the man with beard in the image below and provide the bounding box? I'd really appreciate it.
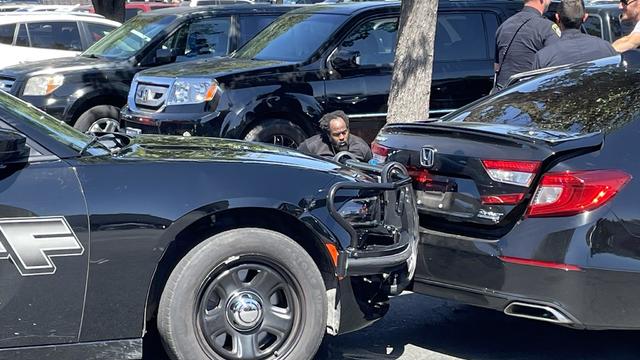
[297,111,372,162]
[613,0,640,52]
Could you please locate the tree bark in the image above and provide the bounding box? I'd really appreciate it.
[386,0,438,123]
[92,0,126,23]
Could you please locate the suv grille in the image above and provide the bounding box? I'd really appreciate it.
[133,81,170,111]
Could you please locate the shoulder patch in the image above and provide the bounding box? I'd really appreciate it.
[552,23,561,37]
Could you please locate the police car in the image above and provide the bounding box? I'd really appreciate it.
[0,90,418,360]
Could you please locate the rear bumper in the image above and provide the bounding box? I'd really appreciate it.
[413,213,640,329]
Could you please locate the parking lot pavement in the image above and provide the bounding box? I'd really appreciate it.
[316,292,640,360]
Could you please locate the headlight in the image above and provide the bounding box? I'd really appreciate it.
[23,74,64,96]
[338,196,381,225]
[166,78,217,105]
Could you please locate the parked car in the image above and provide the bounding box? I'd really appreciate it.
[0,4,298,132]
[82,2,179,21]
[0,13,120,69]
[369,51,640,330]
[121,0,522,147]
[546,0,634,42]
[0,88,418,358]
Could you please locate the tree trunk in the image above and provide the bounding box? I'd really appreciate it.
[92,0,126,23]
[386,0,438,123]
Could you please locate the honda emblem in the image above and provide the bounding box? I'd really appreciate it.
[421,147,436,168]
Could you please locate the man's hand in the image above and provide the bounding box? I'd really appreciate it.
[613,33,640,53]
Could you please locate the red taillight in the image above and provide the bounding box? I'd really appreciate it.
[481,160,541,186]
[371,142,389,163]
[527,170,631,217]
[407,167,431,184]
[481,193,525,205]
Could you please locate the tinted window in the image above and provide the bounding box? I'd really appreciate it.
[85,22,116,44]
[235,14,346,62]
[0,24,15,45]
[126,8,142,21]
[483,13,499,62]
[178,17,230,60]
[84,15,177,59]
[339,17,398,66]
[27,21,81,51]
[584,14,603,39]
[612,17,635,41]
[445,58,633,135]
[434,13,487,62]
[238,15,278,47]
[15,23,28,46]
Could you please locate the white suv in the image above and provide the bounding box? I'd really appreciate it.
[0,13,120,68]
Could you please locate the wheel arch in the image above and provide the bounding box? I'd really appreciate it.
[143,206,337,329]
[64,89,128,125]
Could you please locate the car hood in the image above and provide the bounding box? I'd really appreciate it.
[137,57,295,80]
[0,55,123,78]
[116,134,365,178]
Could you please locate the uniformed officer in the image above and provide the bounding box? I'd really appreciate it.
[493,0,560,92]
[533,0,617,69]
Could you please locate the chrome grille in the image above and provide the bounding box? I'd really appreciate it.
[134,83,169,109]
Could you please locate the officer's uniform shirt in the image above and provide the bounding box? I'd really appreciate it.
[495,6,561,88]
[532,28,618,69]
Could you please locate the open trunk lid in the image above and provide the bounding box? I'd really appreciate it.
[374,122,603,238]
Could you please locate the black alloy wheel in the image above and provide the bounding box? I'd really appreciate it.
[244,119,307,149]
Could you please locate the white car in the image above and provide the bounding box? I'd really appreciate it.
[0,13,120,69]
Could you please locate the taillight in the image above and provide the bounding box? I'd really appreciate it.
[481,160,541,186]
[371,142,389,163]
[527,170,631,217]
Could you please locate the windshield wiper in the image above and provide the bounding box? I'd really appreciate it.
[79,135,101,156]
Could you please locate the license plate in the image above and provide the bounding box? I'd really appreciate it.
[125,127,142,136]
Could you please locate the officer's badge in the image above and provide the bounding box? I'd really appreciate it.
[552,24,561,37]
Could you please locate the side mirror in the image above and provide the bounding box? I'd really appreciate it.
[330,49,360,71]
[0,130,29,165]
[155,48,174,65]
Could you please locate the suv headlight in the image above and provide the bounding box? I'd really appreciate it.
[23,74,64,96]
[167,78,217,105]
[338,196,381,225]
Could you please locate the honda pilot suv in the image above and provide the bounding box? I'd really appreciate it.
[121,0,522,146]
[0,5,298,132]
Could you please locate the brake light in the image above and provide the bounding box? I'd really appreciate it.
[371,142,389,163]
[482,160,541,186]
[527,170,631,217]
[481,193,525,205]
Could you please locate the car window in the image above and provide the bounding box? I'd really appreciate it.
[339,17,398,66]
[483,12,499,62]
[27,21,82,51]
[612,16,635,42]
[235,14,346,62]
[0,24,15,45]
[84,15,177,60]
[16,23,28,46]
[176,17,230,60]
[238,15,278,47]
[584,14,603,39]
[85,22,115,44]
[126,8,142,21]
[434,12,487,62]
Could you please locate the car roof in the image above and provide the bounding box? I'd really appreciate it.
[146,3,301,17]
[0,13,121,25]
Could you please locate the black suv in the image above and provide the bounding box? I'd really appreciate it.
[121,0,522,146]
[0,5,298,132]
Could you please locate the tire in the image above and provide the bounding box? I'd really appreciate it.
[158,228,327,360]
[73,105,120,133]
[244,119,307,148]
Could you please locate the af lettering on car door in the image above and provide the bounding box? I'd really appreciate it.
[324,16,399,143]
[0,122,89,348]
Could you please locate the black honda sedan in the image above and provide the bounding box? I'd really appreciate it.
[372,52,640,330]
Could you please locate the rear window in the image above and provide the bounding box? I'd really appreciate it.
[444,58,635,135]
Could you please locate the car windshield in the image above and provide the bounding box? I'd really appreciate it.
[0,91,107,155]
[234,13,346,62]
[443,56,636,135]
[83,14,177,60]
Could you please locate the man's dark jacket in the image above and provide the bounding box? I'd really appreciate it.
[532,28,618,69]
[297,134,373,162]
